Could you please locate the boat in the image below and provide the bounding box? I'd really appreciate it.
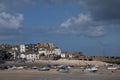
[16,66,24,70]
[107,67,117,70]
[7,65,17,70]
[57,66,69,73]
[84,66,98,72]
[58,68,69,73]
[38,67,50,71]
[31,66,38,69]
[50,64,60,69]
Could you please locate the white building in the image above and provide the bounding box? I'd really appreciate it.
[20,44,25,53]
[61,53,66,58]
[54,48,61,55]
[20,53,39,61]
[69,54,74,58]
[19,43,62,60]
[38,48,61,56]
[20,54,26,59]
[11,45,19,59]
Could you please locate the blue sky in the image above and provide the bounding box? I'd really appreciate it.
[0,0,120,56]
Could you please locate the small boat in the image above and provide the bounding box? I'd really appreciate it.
[16,66,24,70]
[50,64,60,69]
[58,68,69,73]
[39,67,50,71]
[57,66,69,73]
[107,67,117,70]
[84,66,98,72]
[7,65,17,70]
[31,66,38,69]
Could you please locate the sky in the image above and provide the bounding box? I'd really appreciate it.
[0,0,120,56]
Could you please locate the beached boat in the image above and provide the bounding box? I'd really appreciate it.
[16,66,24,70]
[31,66,38,69]
[7,65,17,70]
[57,66,69,73]
[107,67,117,70]
[58,68,69,73]
[39,67,50,71]
[84,66,98,72]
[49,64,61,69]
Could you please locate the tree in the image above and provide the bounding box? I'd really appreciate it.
[53,55,61,60]
[0,50,13,60]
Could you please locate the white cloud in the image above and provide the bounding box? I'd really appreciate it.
[61,18,73,28]
[0,12,24,29]
[0,2,24,40]
[61,14,93,28]
[59,13,106,37]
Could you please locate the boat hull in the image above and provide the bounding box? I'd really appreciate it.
[39,67,50,71]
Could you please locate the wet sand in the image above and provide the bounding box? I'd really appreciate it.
[0,69,120,80]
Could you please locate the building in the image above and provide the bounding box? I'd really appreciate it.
[61,52,69,58]
[20,44,38,53]
[0,44,20,60]
[19,43,61,60]
[20,53,39,61]
[0,44,12,51]
[37,43,61,56]
[0,42,61,60]
[11,45,20,59]
[20,44,25,53]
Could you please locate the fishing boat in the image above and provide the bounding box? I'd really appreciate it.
[39,67,50,71]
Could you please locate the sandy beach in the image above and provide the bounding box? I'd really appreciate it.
[0,68,120,80]
[3,59,107,67]
[0,59,120,80]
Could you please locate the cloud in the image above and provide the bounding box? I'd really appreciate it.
[0,12,24,29]
[77,0,120,21]
[58,14,106,37]
[0,0,119,39]
[44,0,120,21]
[49,0,120,37]
[0,1,25,40]
[0,12,24,40]
[61,14,93,28]
[78,0,120,34]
